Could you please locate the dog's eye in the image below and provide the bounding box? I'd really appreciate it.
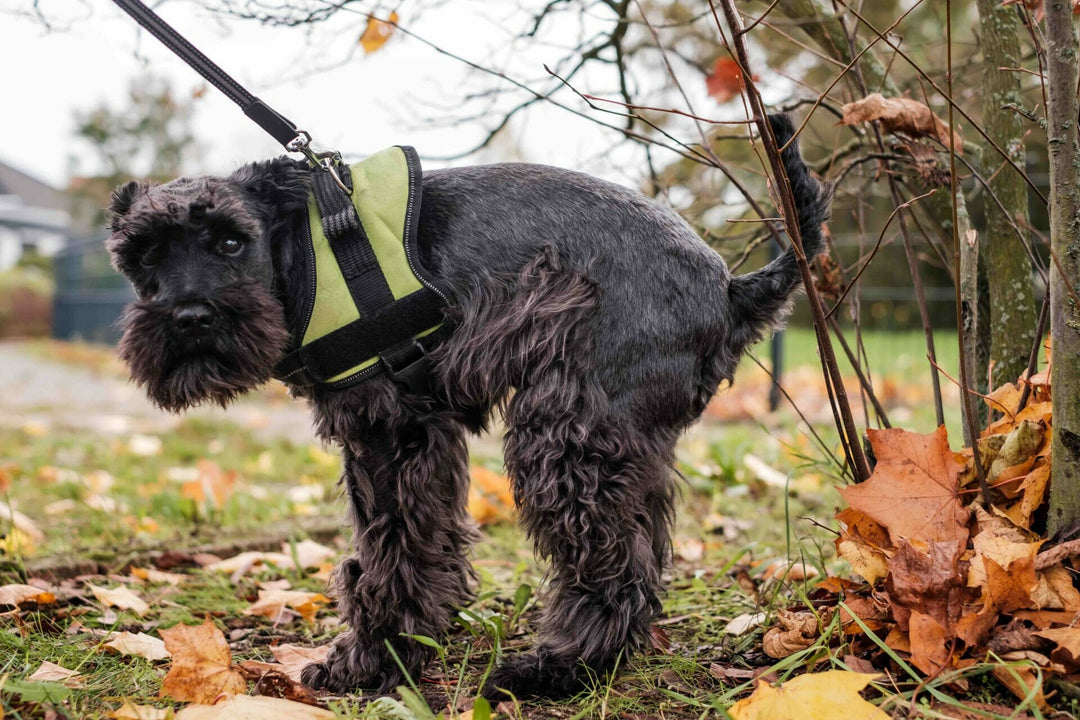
[218,237,244,256]
[140,244,164,268]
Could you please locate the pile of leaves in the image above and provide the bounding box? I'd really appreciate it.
[759,344,1076,711]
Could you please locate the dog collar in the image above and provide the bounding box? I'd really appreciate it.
[273,146,449,391]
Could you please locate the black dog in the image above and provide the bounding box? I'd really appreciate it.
[106,114,828,700]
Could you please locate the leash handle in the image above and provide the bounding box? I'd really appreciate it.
[111,0,315,157]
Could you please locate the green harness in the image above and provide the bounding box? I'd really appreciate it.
[272,146,448,391]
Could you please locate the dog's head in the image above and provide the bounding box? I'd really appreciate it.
[106,169,296,412]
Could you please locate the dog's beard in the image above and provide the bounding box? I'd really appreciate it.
[118,282,291,412]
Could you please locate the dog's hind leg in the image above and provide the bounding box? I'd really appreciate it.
[485,372,675,700]
[302,408,478,694]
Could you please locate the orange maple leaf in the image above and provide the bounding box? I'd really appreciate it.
[159,618,246,703]
[839,426,970,546]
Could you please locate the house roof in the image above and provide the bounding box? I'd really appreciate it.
[0,159,68,213]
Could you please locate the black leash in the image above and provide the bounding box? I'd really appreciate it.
[111,0,327,168]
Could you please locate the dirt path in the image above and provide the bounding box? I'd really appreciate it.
[0,340,316,444]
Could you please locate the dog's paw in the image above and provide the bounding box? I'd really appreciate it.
[300,642,405,695]
[482,651,587,701]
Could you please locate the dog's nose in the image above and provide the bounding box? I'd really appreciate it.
[172,302,217,333]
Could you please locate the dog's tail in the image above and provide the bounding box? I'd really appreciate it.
[726,113,830,354]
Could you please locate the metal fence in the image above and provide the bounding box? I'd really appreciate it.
[52,236,133,344]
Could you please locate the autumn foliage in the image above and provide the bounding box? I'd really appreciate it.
[790,343,1069,708]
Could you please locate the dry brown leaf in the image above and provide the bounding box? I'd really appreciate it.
[105,631,172,662]
[110,700,174,720]
[989,421,1044,480]
[1004,465,1051,529]
[28,661,83,687]
[237,661,321,705]
[1034,627,1080,668]
[841,93,963,155]
[159,618,246,703]
[131,567,188,586]
[265,645,330,684]
[358,12,399,55]
[839,427,969,546]
[175,694,334,719]
[1031,565,1080,611]
[983,556,1038,612]
[0,583,56,607]
[243,590,329,625]
[204,551,294,575]
[886,539,966,632]
[727,670,889,720]
[88,583,150,616]
[991,663,1048,710]
[954,603,998,648]
[909,610,952,675]
[762,609,822,659]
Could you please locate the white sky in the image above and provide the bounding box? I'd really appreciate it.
[0,0,658,189]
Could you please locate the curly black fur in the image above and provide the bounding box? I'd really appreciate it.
[106,113,829,701]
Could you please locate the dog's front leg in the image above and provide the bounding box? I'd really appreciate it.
[302,417,478,694]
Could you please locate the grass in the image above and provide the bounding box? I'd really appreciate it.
[0,333,1060,719]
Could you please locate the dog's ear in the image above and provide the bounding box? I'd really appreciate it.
[108,181,148,230]
[231,157,309,213]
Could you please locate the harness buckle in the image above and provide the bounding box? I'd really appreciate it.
[288,133,350,196]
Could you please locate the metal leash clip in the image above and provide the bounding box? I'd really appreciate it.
[288,132,352,196]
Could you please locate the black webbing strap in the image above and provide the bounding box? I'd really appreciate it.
[274,290,447,386]
[310,165,396,316]
[111,0,307,151]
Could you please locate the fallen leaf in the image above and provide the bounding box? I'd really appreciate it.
[837,538,889,585]
[359,12,399,55]
[110,700,173,719]
[105,631,172,662]
[1034,627,1080,668]
[762,609,822,659]
[204,551,294,575]
[887,538,965,614]
[0,583,56,607]
[267,644,330,684]
[28,661,83,687]
[88,583,149,616]
[908,610,951,675]
[243,590,329,624]
[175,694,334,719]
[131,567,188,586]
[841,93,963,155]
[724,612,766,636]
[983,556,1037,612]
[286,540,336,569]
[1031,565,1080,611]
[839,426,969,546]
[180,460,238,509]
[675,537,705,563]
[991,663,1048,710]
[237,661,321,705]
[468,466,515,525]
[160,618,246,703]
[727,670,889,719]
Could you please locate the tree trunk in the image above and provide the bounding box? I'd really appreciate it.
[976,0,1037,389]
[1045,0,1080,537]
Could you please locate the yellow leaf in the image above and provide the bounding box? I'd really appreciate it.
[728,670,889,720]
[359,12,398,54]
